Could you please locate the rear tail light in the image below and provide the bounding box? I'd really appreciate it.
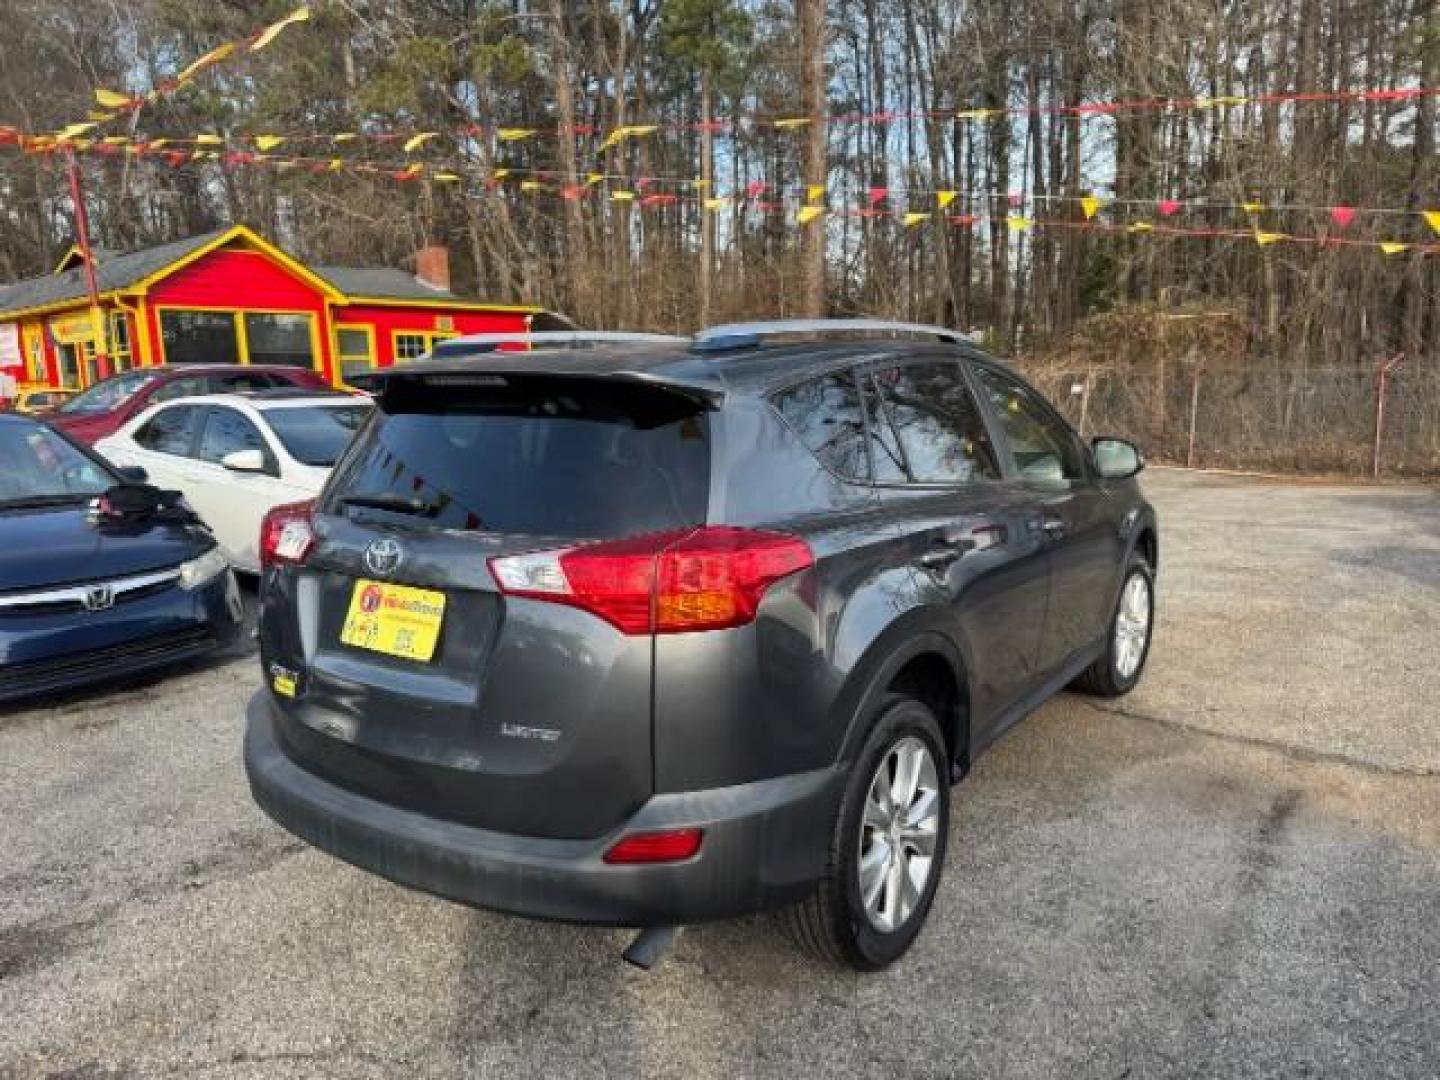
[603,828,703,864]
[260,500,317,568]
[488,526,814,635]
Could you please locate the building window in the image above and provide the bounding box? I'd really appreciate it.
[160,310,241,365]
[109,312,133,371]
[393,330,456,363]
[244,313,316,368]
[335,325,376,381]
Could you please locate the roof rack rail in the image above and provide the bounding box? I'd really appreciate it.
[433,331,687,356]
[692,318,968,352]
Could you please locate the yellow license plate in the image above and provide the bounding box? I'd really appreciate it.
[340,580,447,662]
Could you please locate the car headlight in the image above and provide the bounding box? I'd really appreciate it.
[179,547,230,591]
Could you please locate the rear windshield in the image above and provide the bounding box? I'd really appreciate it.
[322,379,711,538]
[56,370,157,415]
[263,403,372,466]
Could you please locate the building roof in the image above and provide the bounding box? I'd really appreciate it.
[0,228,538,317]
[313,266,459,302]
[0,231,227,317]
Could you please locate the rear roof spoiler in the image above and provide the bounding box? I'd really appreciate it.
[432,331,688,357]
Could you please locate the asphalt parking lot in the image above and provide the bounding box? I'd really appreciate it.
[2,468,1437,1079]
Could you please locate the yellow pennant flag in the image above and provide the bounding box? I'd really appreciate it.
[57,123,98,140]
[251,6,311,52]
[400,163,424,178]
[94,88,135,109]
[433,172,461,182]
[703,197,727,211]
[903,211,930,227]
[1380,242,1411,256]
[956,108,998,121]
[797,205,826,224]
[497,128,536,142]
[1080,194,1103,220]
[1006,215,1032,232]
[254,135,285,151]
[194,134,224,146]
[403,132,438,153]
[599,125,658,152]
[148,139,169,150]
[1127,221,1153,234]
[276,159,299,170]
[177,42,236,85]
[520,180,541,192]
[101,136,130,146]
[1195,96,1249,109]
[773,118,811,130]
[491,168,510,181]
[1241,201,1266,214]
[611,190,637,202]
[1254,231,1286,246]
[87,111,117,122]
[1422,210,1440,236]
[936,191,957,210]
[585,172,605,185]
[332,133,357,144]
[328,158,345,172]
[806,184,827,202]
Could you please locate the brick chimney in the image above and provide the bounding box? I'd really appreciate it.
[414,245,451,293]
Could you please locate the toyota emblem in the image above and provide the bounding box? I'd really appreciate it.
[364,537,404,577]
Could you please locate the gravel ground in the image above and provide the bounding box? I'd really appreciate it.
[1,468,1437,1079]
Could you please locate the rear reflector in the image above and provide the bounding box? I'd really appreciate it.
[603,828,703,865]
[260,500,317,568]
[488,526,813,635]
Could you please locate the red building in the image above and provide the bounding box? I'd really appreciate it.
[0,226,563,393]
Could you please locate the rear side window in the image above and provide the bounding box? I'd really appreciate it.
[323,380,710,539]
[773,371,871,481]
[135,404,201,456]
[870,362,1000,483]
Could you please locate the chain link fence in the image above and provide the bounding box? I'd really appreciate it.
[1019,361,1440,479]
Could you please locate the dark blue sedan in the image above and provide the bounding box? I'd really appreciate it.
[0,413,243,704]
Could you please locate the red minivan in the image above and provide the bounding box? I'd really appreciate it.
[44,364,330,444]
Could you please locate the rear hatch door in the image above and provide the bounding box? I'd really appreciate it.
[260,373,713,840]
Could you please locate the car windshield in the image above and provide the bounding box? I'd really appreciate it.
[56,370,158,415]
[263,403,372,467]
[0,420,115,507]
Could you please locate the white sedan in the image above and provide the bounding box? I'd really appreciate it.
[96,390,371,572]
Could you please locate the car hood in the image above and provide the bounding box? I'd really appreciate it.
[0,505,209,592]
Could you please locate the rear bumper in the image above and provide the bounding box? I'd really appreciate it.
[0,570,243,703]
[245,691,844,926]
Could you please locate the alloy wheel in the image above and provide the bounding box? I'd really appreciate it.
[1114,571,1151,680]
[857,736,942,933]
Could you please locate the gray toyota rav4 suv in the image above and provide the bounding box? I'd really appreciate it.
[245,320,1157,971]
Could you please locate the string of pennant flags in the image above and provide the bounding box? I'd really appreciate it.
[3,134,1436,259]
[5,125,1438,239]
[55,85,1437,155]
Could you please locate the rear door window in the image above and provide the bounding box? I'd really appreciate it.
[773,371,871,481]
[134,404,202,457]
[870,362,1000,484]
[323,380,710,538]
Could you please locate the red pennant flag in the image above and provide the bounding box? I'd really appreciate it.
[867,186,890,206]
[561,184,588,201]
[636,177,653,191]
[1329,206,1355,229]
[746,180,769,199]
[640,193,678,208]
[947,214,978,227]
[164,151,188,168]
[1007,192,1024,208]
[1158,199,1181,217]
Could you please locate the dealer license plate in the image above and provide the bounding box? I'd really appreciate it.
[340,580,447,662]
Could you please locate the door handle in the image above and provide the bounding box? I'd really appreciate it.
[915,531,976,571]
[1040,517,1067,539]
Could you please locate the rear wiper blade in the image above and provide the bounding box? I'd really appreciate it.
[337,493,440,517]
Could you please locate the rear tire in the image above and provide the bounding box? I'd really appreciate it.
[1073,552,1154,697]
[781,695,950,971]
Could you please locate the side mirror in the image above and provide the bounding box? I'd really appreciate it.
[1092,437,1144,480]
[222,449,267,474]
[115,465,148,484]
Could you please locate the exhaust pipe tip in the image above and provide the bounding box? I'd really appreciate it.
[622,925,682,970]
